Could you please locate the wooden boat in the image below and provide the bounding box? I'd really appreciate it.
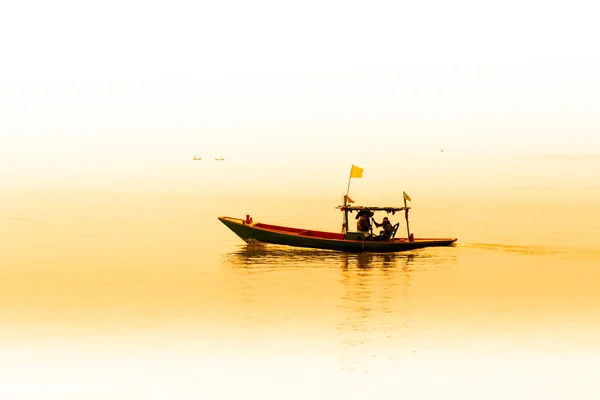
[219,203,456,253]
[219,216,456,253]
[219,165,456,253]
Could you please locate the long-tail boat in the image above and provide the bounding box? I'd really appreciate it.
[218,165,457,253]
[219,196,456,253]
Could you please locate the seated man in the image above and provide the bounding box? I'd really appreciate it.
[356,210,374,236]
[372,216,396,240]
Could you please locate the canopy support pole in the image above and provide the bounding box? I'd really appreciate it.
[342,192,349,236]
[404,197,411,240]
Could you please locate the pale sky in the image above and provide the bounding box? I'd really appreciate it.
[1,0,599,193]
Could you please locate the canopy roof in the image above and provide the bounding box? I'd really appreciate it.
[336,205,409,213]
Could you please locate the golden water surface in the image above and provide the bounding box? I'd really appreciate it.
[1,184,600,399]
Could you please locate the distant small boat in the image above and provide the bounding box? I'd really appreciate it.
[193,156,202,160]
[215,157,225,161]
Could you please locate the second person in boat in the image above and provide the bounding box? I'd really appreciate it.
[372,216,396,240]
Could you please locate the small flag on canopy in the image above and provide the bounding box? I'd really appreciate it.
[350,164,363,179]
[403,191,411,202]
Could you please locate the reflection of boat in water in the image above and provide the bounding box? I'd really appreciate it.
[343,252,413,269]
[215,157,225,161]
[223,244,446,270]
[193,156,202,160]
[225,245,346,268]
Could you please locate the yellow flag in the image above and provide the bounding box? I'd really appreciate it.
[403,191,411,202]
[350,164,363,178]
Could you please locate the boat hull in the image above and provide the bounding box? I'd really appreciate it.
[218,217,457,253]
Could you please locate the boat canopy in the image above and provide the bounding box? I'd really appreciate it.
[336,205,409,213]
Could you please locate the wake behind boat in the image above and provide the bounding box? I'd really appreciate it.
[218,165,457,253]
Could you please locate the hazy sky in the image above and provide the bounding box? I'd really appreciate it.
[1,0,599,192]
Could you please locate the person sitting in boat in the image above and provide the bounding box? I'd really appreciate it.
[372,216,395,240]
[356,210,373,235]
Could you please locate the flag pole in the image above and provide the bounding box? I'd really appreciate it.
[346,166,353,198]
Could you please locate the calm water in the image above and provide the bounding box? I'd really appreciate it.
[1,185,600,399]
